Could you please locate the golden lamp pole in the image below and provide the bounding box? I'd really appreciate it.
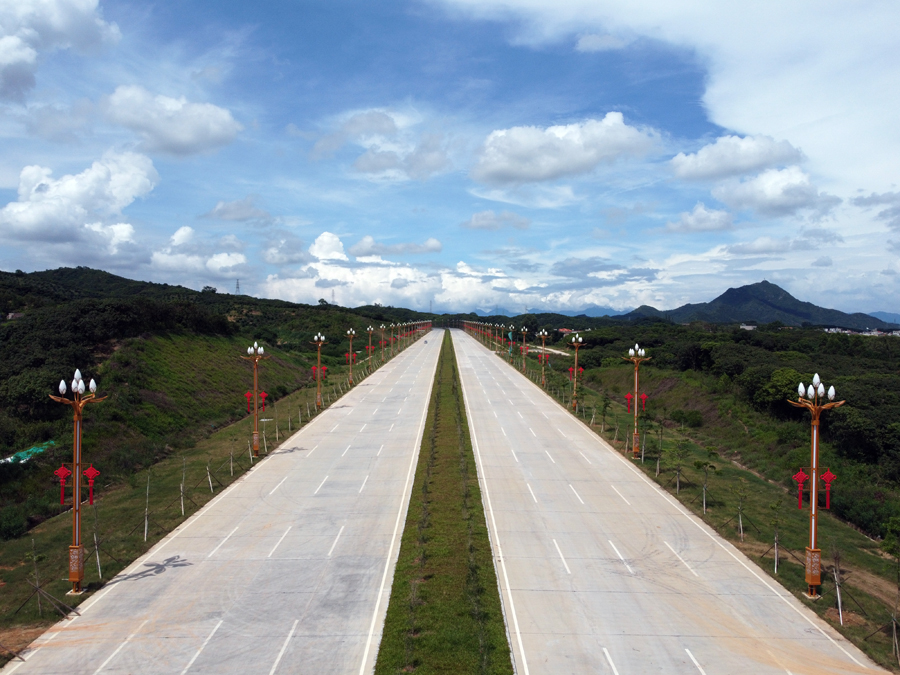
[537,329,548,387]
[242,342,270,457]
[49,370,106,594]
[367,325,374,366]
[311,332,326,409]
[623,343,650,459]
[788,374,844,598]
[569,334,583,410]
[346,328,356,385]
[520,327,529,372]
[390,323,396,356]
[380,324,386,363]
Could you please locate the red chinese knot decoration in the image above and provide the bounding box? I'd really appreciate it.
[83,464,100,505]
[793,469,809,509]
[54,465,72,505]
[640,393,648,411]
[260,391,268,411]
[624,392,633,413]
[245,391,252,412]
[821,469,836,510]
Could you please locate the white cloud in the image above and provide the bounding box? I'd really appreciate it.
[471,112,656,185]
[309,231,349,260]
[0,0,119,100]
[202,196,271,222]
[263,234,310,265]
[206,252,246,274]
[665,202,733,232]
[105,85,242,156]
[712,166,840,218]
[461,210,531,230]
[84,222,134,254]
[812,256,833,267]
[352,132,449,181]
[575,34,630,52]
[151,226,248,279]
[0,150,157,242]
[170,226,194,246]
[348,235,442,256]
[671,135,803,180]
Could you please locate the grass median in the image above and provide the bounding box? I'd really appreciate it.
[375,331,513,675]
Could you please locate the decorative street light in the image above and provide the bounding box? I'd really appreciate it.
[346,328,356,385]
[788,374,844,598]
[536,329,549,387]
[623,344,651,459]
[520,326,529,372]
[507,325,515,363]
[380,324,386,363]
[390,323,396,356]
[569,334,583,411]
[49,369,106,594]
[311,333,326,409]
[367,325,374,366]
[242,342,270,458]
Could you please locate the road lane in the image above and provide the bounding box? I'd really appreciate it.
[452,329,880,675]
[5,331,442,675]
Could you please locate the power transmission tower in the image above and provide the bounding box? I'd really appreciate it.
[235,279,240,295]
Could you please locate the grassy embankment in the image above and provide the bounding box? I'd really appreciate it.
[0,332,391,665]
[375,331,513,675]
[483,337,900,672]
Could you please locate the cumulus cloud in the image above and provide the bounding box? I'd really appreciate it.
[461,210,530,230]
[348,235,442,256]
[0,0,119,100]
[471,112,656,185]
[151,226,247,279]
[201,196,271,223]
[852,191,900,230]
[0,151,156,244]
[665,202,733,232]
[727,228,842,255]
[352,133,450,181]
[311,110,398,159]
[712,166,840,217]
[549,256,620,278]
[671,135,802,180]
[309,232,349,261]
[575,34,630,52]
[105,85,242,156]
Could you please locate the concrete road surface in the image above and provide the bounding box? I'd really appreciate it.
[452,329,881,675]
[5,331,442,675]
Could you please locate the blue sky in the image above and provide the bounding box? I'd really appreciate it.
[1,0,899,314]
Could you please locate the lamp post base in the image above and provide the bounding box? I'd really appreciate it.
[632,432,640,459]
[805,546,821,597]
[68,544,84,594]
[252,431,259,458]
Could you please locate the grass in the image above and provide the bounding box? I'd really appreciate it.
[374,331,513,675]
[0,342,398,666]
[482,339,900,672]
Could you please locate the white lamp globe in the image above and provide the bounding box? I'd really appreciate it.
[812,373,820,387]
[258,346,264,355]
[89,379,97,393]
[254,341,258,349]
[629,348,635,356]
[817,383,825,398]
[798,383,805,398]
[77,380,85,394]
[74,369,82,382]
[828,385,836,401]
[59,380,67,395]
[248,346,253,355]
[807,385,815,399]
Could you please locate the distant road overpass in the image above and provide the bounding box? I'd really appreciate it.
[4,333,442,675]
[452,329,879,675]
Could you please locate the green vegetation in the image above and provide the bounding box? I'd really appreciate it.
[375,331,513,675]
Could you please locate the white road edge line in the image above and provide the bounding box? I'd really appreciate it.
[359,475,369,493]
[331,425,338,432]
[268,619,299,675]
[342,445,350,457]
[578,451,592,464]
[568,484,585,505]
[360,424,366,432]
[529,427,536,437]
[358,338,439,675]
[664,541,699,577]
[552,539,571,574]
[268,475,289,496]
[314,476,328,494]
[93,619,148,674]
[328,525,345,557]
[544,450,555,464]
[308,444,318,457]
[377,444,384,456]
[526,483,537,503]
[457,335,530,675]
[268,526,291,558]
[509,447,518,462]
[207,526,238,558]
[180,619,222,675]
[608,539,634,575]
[685,648,707,675]
[501,427,506,436]
[602,647,620,675]
[610,484,631,506]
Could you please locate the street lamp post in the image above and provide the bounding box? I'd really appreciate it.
[380,324,386,363]
[242,342,270,457]
[49,370,106,594]
[311,333,326,409]
[520,327,529,372]
[623,344,650,459]
[390,323,396,356]
[346,328,356,384]
[537,329,549,387]
[788,374,844,598]
[569,334,583,411]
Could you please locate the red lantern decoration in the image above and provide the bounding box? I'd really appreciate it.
[640,393,648,411]
[568,367,573,381]
[624,392,633,413]
[793,469,809,509]
[54,465,72,505]
[260,391,268,411]
[245,391,252,412]
[821,469,836,509]
[83,465,100,505]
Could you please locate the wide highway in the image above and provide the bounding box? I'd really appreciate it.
[452,329,880,675]
[5,331,442,675]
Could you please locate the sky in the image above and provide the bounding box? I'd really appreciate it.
[1,0,899,315]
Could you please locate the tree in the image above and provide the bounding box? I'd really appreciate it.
[201,285,217,293]
[665,440,692,494]
[694,448,718,514]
